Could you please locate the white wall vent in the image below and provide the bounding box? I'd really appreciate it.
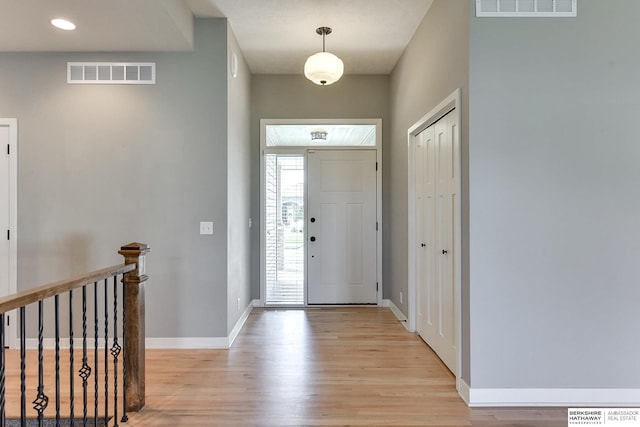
[67,62,156,84]
[476,0,577,17]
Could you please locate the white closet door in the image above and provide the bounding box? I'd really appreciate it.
[0,124,10,301]
[416,126,436,342]
[416,109,459,374]
[1,120,16,348]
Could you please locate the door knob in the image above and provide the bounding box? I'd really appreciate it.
[310,217,316,223]
[421,243,426,247]
[310,236,316,242]
[442,249,448,255]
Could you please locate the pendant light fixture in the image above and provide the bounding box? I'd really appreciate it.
[304,27,344,86]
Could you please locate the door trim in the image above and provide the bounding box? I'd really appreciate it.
[1,118,18,349]
[407,89,462,382]
[260,118,383,307]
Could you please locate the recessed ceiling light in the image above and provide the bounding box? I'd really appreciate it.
[51,18,76,31]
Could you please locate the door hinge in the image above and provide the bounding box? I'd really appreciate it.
[376,282,379,291]
[6,144,9,155]
[376,222,379,231]
[375,162,378,171]
[6,316,9,326]
[6,230,9,240]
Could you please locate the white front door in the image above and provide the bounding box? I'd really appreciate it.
[1,119,17,348]
[415,109,459,375]
[307,150,377,304]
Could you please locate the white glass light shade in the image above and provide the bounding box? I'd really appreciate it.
[304,51,344,86]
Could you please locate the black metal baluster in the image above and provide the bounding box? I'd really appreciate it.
[79,286,92,427]
[1,313,5,427]
[94,282,99,427]
[55,296,61,427]
[33,301,49,427]
[121,275,128,423]
[104,279,109,426]
[20,306,26,427]
[111,276,121,427]
[69,290,75,427]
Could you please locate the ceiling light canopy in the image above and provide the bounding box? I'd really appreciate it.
[304,27,343,86]
[51,18,76,31]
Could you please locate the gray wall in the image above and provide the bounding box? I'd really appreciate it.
[226,24,252,332]
[0,19,232,339]
[469,0,640,388]
[250,74,390,300]
[389,0,470,381]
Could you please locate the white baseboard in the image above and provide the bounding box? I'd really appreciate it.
[148,300,256,349]
[145,336,229,349]
[25,301,256,351]
[468,388,640,407]
[228,300,254,347]
[26,338,121,350]
[26,336,232,350]
[458,379,470,405]
[385,299,411,332]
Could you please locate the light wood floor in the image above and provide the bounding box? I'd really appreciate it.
[127,308,567,426]
[4,308,568,426]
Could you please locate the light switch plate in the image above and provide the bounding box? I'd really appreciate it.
[200,221,213,235]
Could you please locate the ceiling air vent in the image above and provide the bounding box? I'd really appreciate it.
[67,62,156,84]
[476,0,576,17]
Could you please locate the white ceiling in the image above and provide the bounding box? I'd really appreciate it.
[0,0,434,74]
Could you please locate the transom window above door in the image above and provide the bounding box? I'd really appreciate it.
[265,124,376,147]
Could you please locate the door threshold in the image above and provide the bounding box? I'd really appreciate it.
[260,303,379,309]
[306,303,378,307]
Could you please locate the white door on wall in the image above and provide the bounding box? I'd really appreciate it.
[416,125,435,341]
[307,150,377,304]
[415,109,459,375]
[0,124,9,301]
[1,119,16,348]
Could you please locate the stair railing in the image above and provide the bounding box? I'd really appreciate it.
[0,242,149,427]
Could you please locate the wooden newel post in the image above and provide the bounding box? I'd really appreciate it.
[119,242,150,412]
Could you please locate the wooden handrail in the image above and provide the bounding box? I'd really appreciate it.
[0,263,135,314]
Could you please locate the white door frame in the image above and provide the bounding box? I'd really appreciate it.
[260,118,383,307]
[407,89,462,383]
[1,118,18,349]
